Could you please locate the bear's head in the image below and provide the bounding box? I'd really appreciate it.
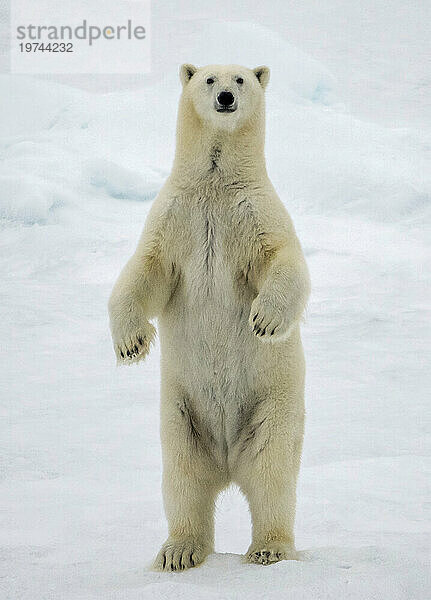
[179,64,270,132]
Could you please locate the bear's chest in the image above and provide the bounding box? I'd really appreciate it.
[180,201,251,300]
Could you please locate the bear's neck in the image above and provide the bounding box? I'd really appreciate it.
[171,98,268,187]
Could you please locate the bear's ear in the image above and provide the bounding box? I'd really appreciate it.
[180,64,197,87]
[253,66,270,89]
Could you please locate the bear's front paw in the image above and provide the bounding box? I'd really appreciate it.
[111,319,156,365]
[249,295,293,342]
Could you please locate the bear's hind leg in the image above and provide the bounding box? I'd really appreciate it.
[233,387,304,565]
[153,388,227,571]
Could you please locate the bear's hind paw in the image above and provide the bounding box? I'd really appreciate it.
[153,538,209,572]
[246,542,298,565]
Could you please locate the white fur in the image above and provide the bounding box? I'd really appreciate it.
[108,64,310,571]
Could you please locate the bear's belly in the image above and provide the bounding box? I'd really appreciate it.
[158,255,271,453]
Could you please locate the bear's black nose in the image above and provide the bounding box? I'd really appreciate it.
[217,91,235,106]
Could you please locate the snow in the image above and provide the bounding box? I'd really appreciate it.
[1,3,430,599]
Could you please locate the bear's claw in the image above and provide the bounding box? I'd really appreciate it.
[249,295,291,342]
[246,542,299,565]
[115,328,156,365]
[117,336,148,364]
[153,538,209,572]
[247,549,282,565]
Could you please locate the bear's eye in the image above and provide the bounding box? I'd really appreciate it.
[206,77,214,85]
[236,77,244,84]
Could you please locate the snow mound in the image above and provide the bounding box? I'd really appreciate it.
[85,159,164,202]
[174,21,338,105]
[0,75,83,137]
[0,173,67,225]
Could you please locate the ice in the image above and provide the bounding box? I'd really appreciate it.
[1,5,430,600]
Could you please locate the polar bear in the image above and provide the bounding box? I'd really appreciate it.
[108,64,310,571]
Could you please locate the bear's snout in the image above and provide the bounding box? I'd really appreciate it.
[217,91,234,106]
[216,91,236,112]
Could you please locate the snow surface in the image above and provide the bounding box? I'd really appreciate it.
[1,7,430,600]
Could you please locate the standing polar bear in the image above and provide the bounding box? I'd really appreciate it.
[108,64,310,571]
